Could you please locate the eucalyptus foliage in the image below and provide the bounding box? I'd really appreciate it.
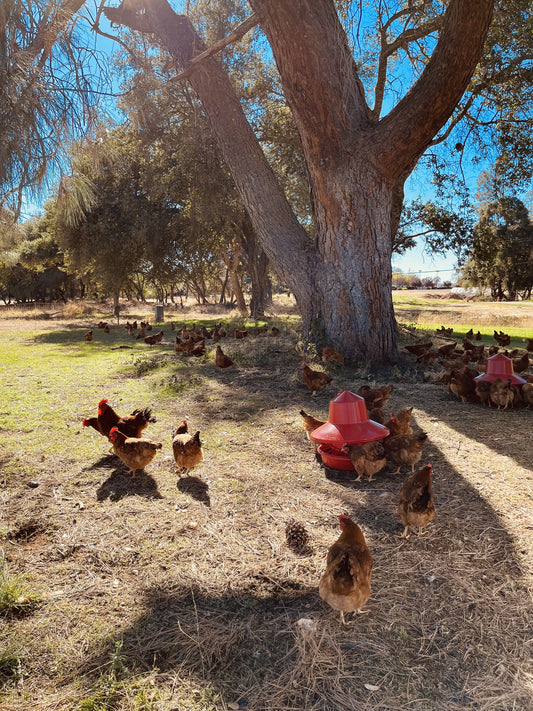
[0,0,108,216]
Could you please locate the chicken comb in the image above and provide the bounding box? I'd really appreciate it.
[339,513,351,528]
[98,399,108,407]
[82,418,88,426]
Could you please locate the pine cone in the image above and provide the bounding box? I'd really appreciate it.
[285,518,310,550]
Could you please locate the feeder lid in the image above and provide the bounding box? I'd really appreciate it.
[474,353,526,385]
[310,390,389,445]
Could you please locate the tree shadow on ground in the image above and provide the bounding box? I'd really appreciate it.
[79,580,320,706]
[32,327,140,347]
[410,381,533,472]
[76,445,533,711]
[321,435,444,537]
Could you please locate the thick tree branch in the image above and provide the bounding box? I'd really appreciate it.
[103,0,315,296]
[374,0,494,179]
[249,0,371,162]
[102,5,157,34]
[430,93,477,147]
[429,59,533,148]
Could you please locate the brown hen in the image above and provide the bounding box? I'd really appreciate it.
[299,409,326,447]
[215,345,235,368]
[321,347,344,367]
[172,428,204,476]
[383,432,428,474]
[341,441,386,482]
[144,330,164,345]
[301,364,332,395]
[109,427,162,477]
[489,378,514,409]
[384,407,413,436]
[83,399,155,439]
[319,515,373,624]
[356,384,393,409]
[398,464,435,537]
[512,352,530,373]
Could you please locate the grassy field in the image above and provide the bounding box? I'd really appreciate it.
[0,294,532,711]
[392,289,533,333]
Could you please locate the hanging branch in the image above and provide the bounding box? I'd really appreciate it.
[102,3,260,79]
[173,12,260,81]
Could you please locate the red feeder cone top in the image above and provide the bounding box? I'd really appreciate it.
[474,353,526,385]
[310,390,390,446]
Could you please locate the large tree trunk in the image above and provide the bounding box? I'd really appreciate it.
[103,0,494,362]
[310,164,397,355]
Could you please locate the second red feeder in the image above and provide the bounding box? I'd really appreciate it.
[474,352,526,386]
[310,390,389,470]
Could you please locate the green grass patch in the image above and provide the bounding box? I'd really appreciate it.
[77,641,163,711]
[0,562,39,617]
[0,648,24,689]
[399,321,530,349]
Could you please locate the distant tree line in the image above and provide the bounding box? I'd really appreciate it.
[392,273,453,290]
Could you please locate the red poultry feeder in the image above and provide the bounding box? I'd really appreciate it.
[310,391,390,470]
[474,353,526,386]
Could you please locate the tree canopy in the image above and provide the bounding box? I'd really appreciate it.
[54,127,179,306]
[99,0,496,361]
[461,192,533,300]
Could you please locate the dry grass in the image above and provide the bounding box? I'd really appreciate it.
[393,290,533,330]
[0,295,532,711]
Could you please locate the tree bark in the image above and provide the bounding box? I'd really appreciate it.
[112,291,120,320]
[103,0,494,362]
[247,243,270,320]
[222,242,247,315]
[241,215,271,320]
[219,269,229,304]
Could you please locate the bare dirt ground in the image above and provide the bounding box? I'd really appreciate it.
[0,296,532,711]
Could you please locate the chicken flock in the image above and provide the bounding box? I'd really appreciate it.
[300,384,435,622]
[82,317,531,625]
[82,319,285,479]
[403,328,533,408]
[83,399,203,479]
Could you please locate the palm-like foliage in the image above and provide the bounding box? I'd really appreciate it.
[0,0,106,216]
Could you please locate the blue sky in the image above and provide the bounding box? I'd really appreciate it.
[392,243,459,282]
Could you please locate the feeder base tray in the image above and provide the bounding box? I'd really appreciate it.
[317,444,355,471]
